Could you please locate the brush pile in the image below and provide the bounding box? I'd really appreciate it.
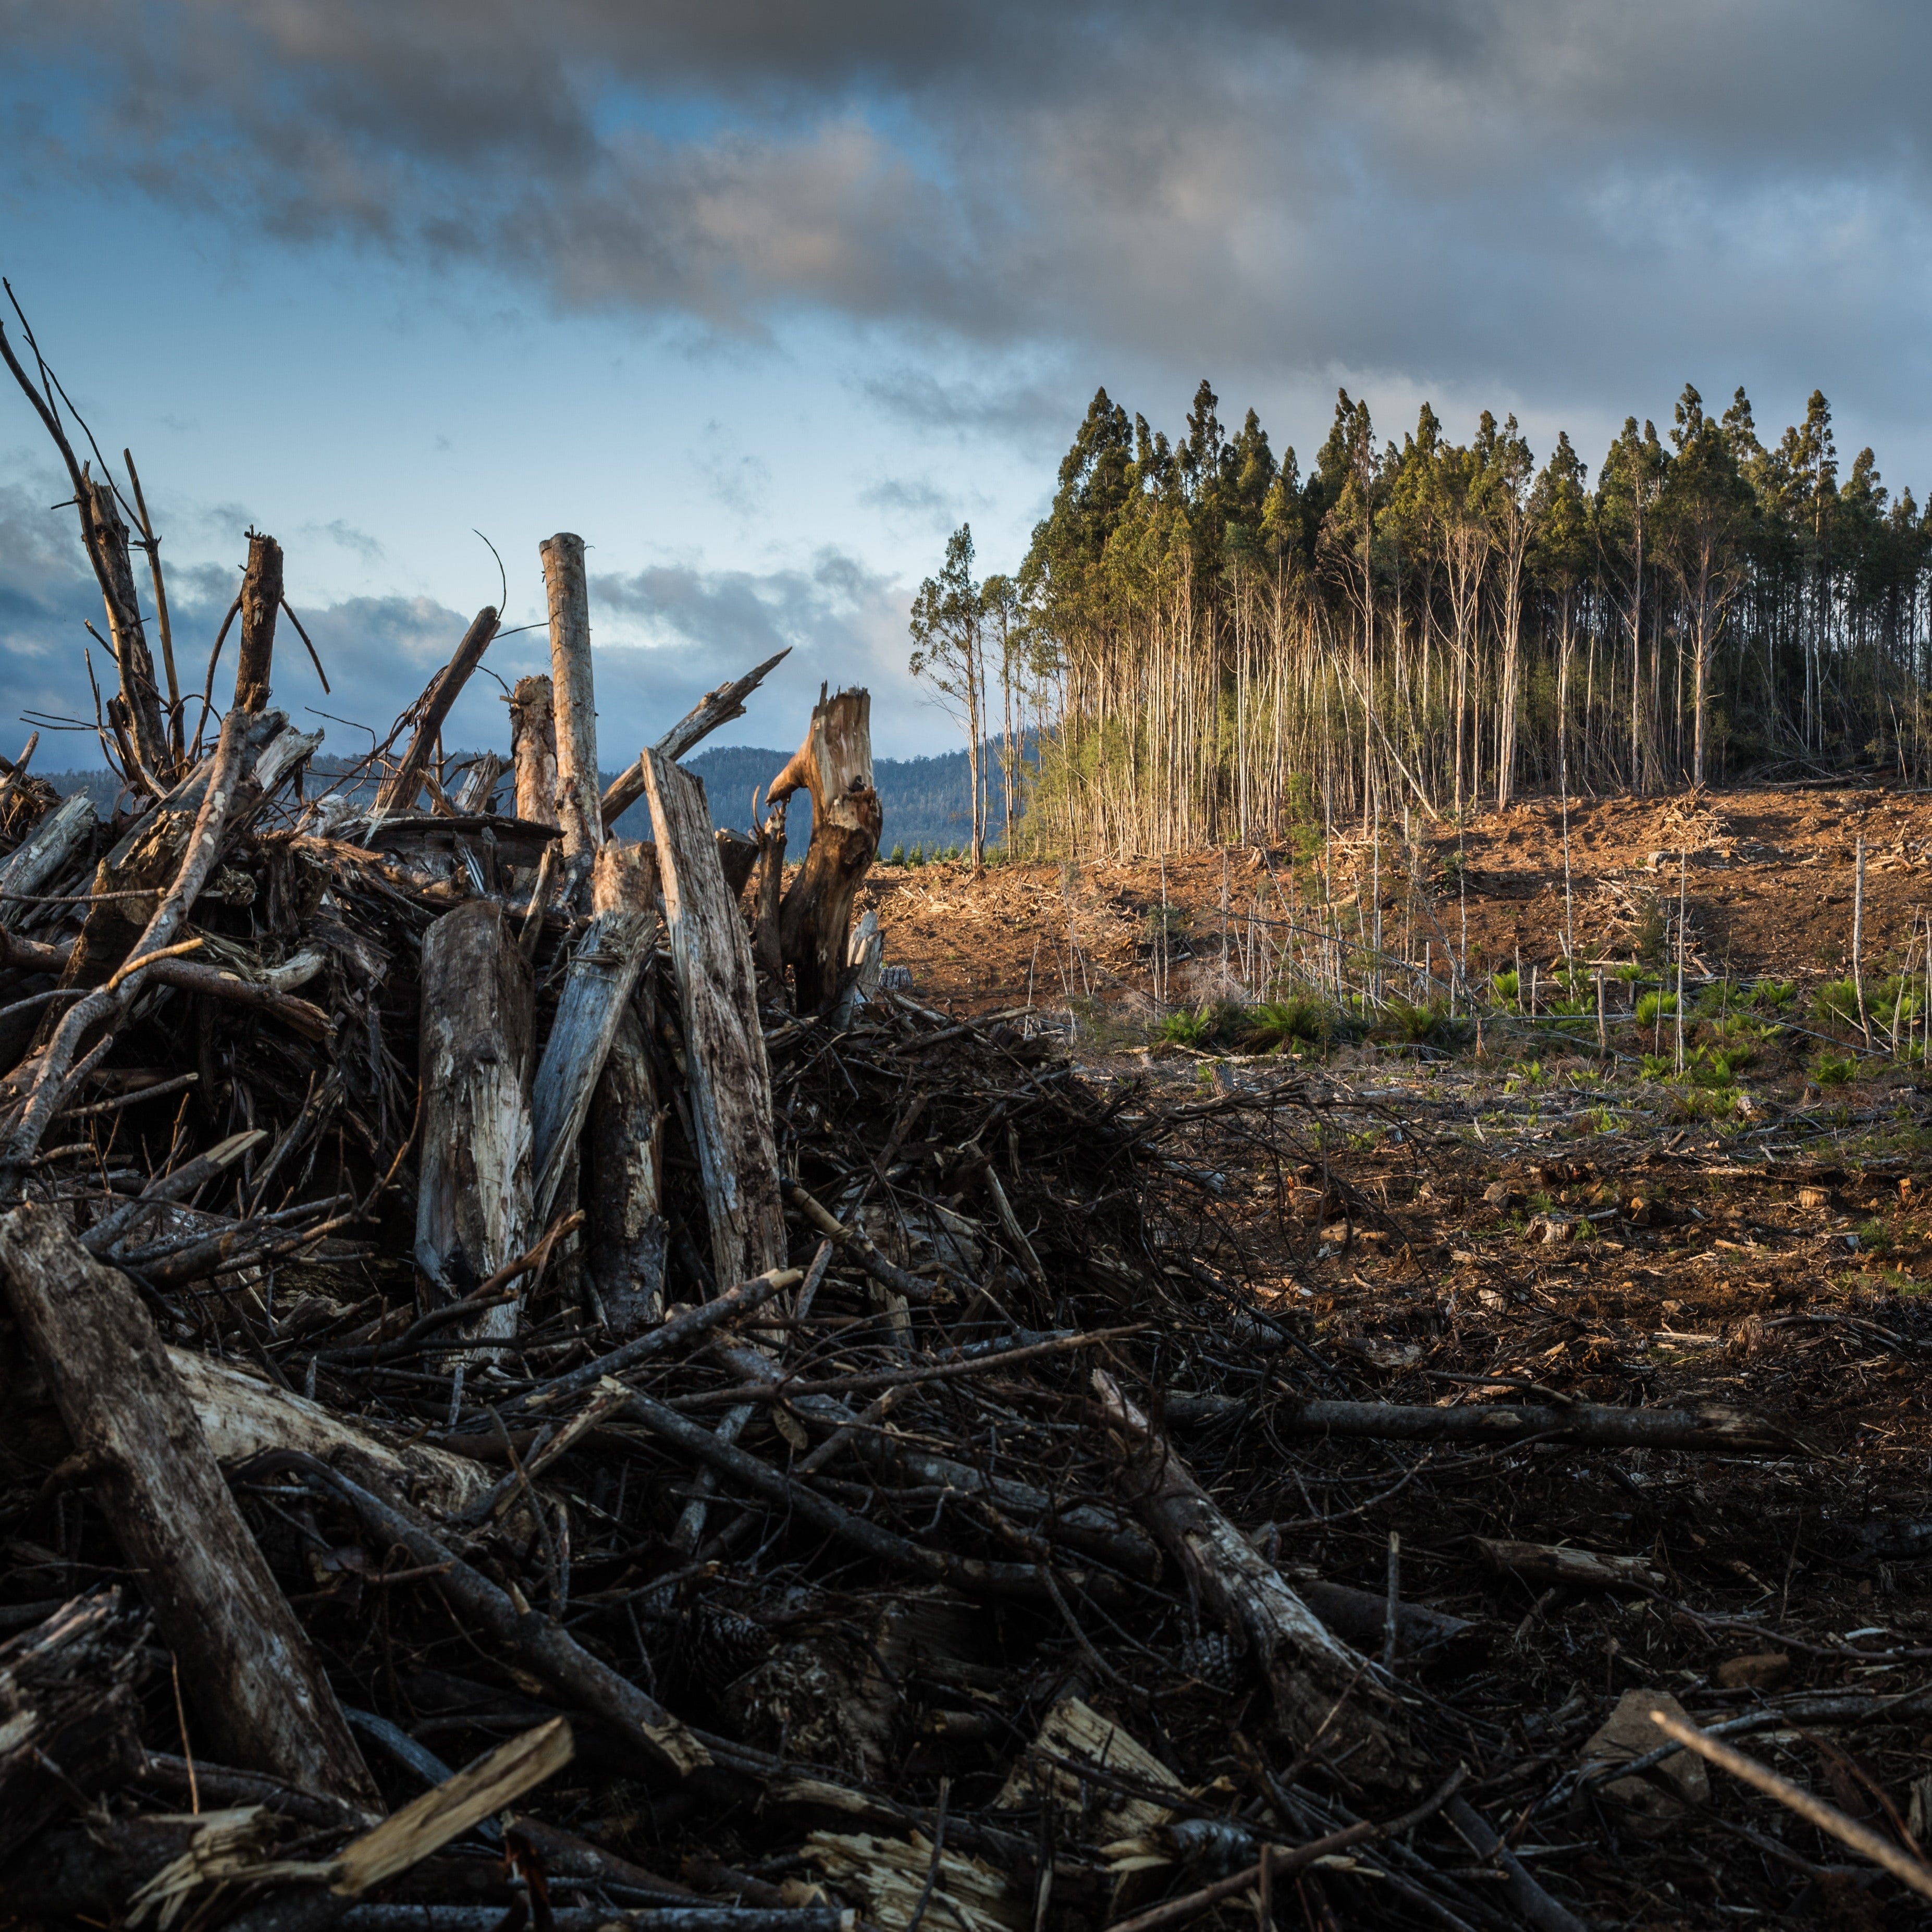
[5,321,1932,1932]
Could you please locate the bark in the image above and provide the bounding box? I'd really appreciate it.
[748,801,786,998]
[530,844,658,1226]
[1093,1370,1410,1786]
[600,648,791,832]
[0,1202,379,1808]
[0,791,94,929]
[415,900,535,1338]
[540,534,601,860]
[769,687,882,1013]
[510,675,560,830]
[0,1586,149,1860]
[643,748,785,1289]
[374,608,501,815]
[1473,1539,1666,1592]
[236,530,284,715]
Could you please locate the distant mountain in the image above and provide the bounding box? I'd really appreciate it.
[41,739,992,857]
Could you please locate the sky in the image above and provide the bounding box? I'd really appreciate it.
[4,0,1932,771]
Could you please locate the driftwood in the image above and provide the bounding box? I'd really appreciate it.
[644,748,785,1288]
[415,899,534,1334]
[540,532,602,864]
[768,686,881,1013]
[0,790,94,928]
[0,1203,378,1808]
[1474,1538,1668,1592]
[236,529,283,714]
[1276,1396,1792,1455]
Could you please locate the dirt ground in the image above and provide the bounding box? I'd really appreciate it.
[862,780,1932,1016]
[857,779,1932,1926]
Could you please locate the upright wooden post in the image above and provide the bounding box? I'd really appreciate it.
[643,749,785,1289]
[235,530,282,715]
[509,675,559,828]
[416,900,535,1342]
[539,533,601,861]
[77,474,171,782]
[768,686,883,1013]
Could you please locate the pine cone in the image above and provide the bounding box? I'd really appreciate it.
[1176,1630,1241,1694]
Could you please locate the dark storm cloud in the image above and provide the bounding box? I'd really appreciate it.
[6,4,1932,426]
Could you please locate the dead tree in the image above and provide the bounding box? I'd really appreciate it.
[768,686,882,1013]
[374,607,501,815]
[235,531,282,715]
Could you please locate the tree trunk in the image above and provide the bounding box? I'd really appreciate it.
[0,792,94,930]
[235,530,283,715]
[748,800,787,1001]
[642,748,785,1289]
[539,534,601,863]
[530,842,657,1226]
[415,900,535,1339]
[0,1203,379,1809]
[769,687,882,1014]
[510,675,560,829]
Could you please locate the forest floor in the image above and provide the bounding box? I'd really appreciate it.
[860,777,1932,1927]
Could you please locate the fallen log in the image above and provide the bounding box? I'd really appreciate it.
[1093,1369,1410,1785]
[0,790,94,929]
[644,747,785,1289]
[415,898,535,1336]
[1274,1397,1792,1455]
[1473,1539,1667,1593]
[0,1202,379,1808]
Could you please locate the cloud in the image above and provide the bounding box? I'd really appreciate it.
[8,0,1932,435]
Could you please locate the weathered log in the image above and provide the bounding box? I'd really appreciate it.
[583,844,667,1336]
[600,648,791,831]
[0,791,95,930]
[374,607,501,815]
[769,686,881,1013]
[1093,1370,1409,1785]
[0,1587,149,1859]
[415,899,534,1338]
[81,471,173,783]
[236,528,283,714]
[540,533,601,861]
[1275,1398,1792,1455]
[1474,1539,1667,1592]
[748,801,786,998]
[643,748,785,1289]
[0,1202,379,1808]
[531,844,657,1225]
[509,674,560,829]
[452,750,506,815]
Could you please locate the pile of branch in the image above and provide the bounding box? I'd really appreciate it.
[0,315,1901,1932]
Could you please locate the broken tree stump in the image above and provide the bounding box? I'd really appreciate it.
[415,899,535,1338]
[374,607,501,816]
[0,1203,379,1809]
[236,529,283,715]
[539,533,601,863]
[643,747,785,1289]
[768,686,882,1014]
[509,674,560,830]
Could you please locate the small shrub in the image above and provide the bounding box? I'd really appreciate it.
[1381,998,1451,1044]
[1490,969,1520,1008]
[1693,979,1737,1019]
[1244,996,1333,1051]
[1753,978,1798,1011]
[1814,978,1863,1029]
[889,843,906,866]
[1814,1050,1860,1088]
[1154,1007,1216,1048]
[1634,990,1679,1026]
[1639,1052,1678,1082]
[1614,962,1645,985]
[1856,1216,1893,1252]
